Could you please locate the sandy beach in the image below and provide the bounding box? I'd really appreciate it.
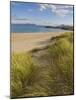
[11,32,65,53]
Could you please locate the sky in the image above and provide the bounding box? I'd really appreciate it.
[11,2,74,26]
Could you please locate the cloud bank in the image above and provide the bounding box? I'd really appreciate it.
[39,4,73,17]
[11,16,32,24]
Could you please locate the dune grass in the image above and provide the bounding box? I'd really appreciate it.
[47,32,73,95]
[11,32,74,98]
[11,53,36,97]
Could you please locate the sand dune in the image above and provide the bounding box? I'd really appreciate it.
[11,32,65,53]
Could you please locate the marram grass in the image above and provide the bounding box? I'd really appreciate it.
[11,32,74,98]
[11,53,36,97]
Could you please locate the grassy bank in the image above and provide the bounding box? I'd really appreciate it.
[11,32,74,98]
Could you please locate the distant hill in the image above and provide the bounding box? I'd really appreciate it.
[45,24,74,31]
[11,23,74,31]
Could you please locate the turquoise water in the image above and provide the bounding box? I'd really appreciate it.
[11,24,69,33]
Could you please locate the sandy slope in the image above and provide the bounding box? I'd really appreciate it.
[11,32,65,53]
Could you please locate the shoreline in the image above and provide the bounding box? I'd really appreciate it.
[11,32,70,53]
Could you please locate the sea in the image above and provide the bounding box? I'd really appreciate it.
[11,24,69,33]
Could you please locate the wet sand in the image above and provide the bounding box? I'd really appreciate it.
[11,32,65,53]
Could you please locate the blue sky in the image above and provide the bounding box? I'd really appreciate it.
[11,2,73,26]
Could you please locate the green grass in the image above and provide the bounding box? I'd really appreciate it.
[47,32,73,95]
[11,32,74,98]
[11,53,36,97]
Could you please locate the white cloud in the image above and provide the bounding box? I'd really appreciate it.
[11,16,33,24]
[39,4,47,11]
[50,4,73,17]
[50,5,67,17]
[49,5,56,10]
[11,19,33,24]
[54,9,69,17]
[39,4,73,17]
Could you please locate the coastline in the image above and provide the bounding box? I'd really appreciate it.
[11,32,69,53]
